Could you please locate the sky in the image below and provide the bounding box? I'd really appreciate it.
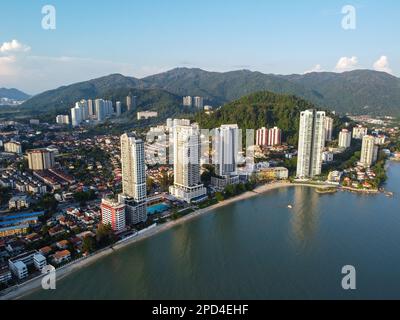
[0,0,399,94]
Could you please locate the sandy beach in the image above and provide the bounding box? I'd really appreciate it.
[0,181,334,300]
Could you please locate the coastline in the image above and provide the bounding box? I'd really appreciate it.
[0,180,376,300]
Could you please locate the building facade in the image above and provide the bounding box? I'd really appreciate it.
[324,116,334,142]
[296,110,326,179]
[27,149,55,171]
[360,135,379,167]
[101,197,126,232]
[120,133,147,225]
[169,124,207,203]
[339,129,352,149]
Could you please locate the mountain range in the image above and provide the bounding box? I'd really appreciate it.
[13,68,400,117]
[0,88,31,101]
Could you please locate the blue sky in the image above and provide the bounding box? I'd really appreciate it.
[0,0,398,93]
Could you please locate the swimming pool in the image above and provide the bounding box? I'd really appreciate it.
[147,203,170,215]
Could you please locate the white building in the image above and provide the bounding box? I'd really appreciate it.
[183,96,193,107]
[322,151,334,163]
[360,135,379,168]
[56,115,70,125]
[116,101,122,116]
[338,129,352,149]
[71,106,83,127]
[169,123,207,203]
[137,111,158,120]
[27,148,55,171]
[214,124,239,177]
[296,110,326,179]
[324,116,334,142]
[8,251,47,280]
[120,133,147,225]
[353,125,368,140]
[193,96,204,109]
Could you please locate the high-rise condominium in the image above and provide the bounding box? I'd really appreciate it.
[71,106,82,127]
[360,135,378,168]
[27,149,55,171]
[56,115,70,125]
[193,96,204,109]
[296,110,326,179]
[353,125,368,140]
[324,117,334,142]
[214,124,239,177]
[126,94,137,111]
[183,96,193,107]
[169,123,207,203]
[120,133,147,225]
[338,129,352,149]
[116,101,122,117]
[256,127,282,147]
[101,197,126,232]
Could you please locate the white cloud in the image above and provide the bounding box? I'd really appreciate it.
[0,40,31,53]
[0,55,17,76]
[373,55,392,74]
[304,64,324,74]
[335,56,358,72]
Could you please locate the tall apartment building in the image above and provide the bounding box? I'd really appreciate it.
[27,149,55,171]
[101,197,126,232]
[353,125,368,140]
[324,116,334,142]
[296,110,326,179]
[95,99,113,122]
[338,129,352,149]
[88,99,94,117]
[56,115,70,125]
[169,123,207,203]
[214,124,239,177]
[120,133,147,225]
[256,127,282,147]
[4,141,22,155]
[116,101,122,117]
[126,94,137,111]
[360,135,379,168]
[193,96,204,109]
[183,96,193,107]
[71,106,83,127]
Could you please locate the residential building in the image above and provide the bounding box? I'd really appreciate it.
[324,116,334,142]
[169,123,207,203]
[339,129,352,149]
[52,250,71,264]
[322,151,334,163]
[256,127,282,147]
[0,265,12,284]
[120,133,147,225]
[8,195,30,210]
[193,96,204,109]
[101,197,126,232]
[360,135,379,167]
[56,115,70,125]
[116,101,122,116]
[27,148,55,171]
[183,96,193,107]
[137,111,158,120]
[296,110,326,179]
[353,125,368,140]
[71,105,82,127]
[4,141,22,155]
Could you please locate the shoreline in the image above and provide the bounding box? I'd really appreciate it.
[0,180,379,300]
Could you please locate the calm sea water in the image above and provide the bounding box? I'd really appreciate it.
[26,163,400,300]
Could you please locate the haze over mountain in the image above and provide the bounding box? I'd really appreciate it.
[0,88,30,101]
[17,68,400,117]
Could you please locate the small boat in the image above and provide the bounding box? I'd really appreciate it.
[287,205,293,209]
